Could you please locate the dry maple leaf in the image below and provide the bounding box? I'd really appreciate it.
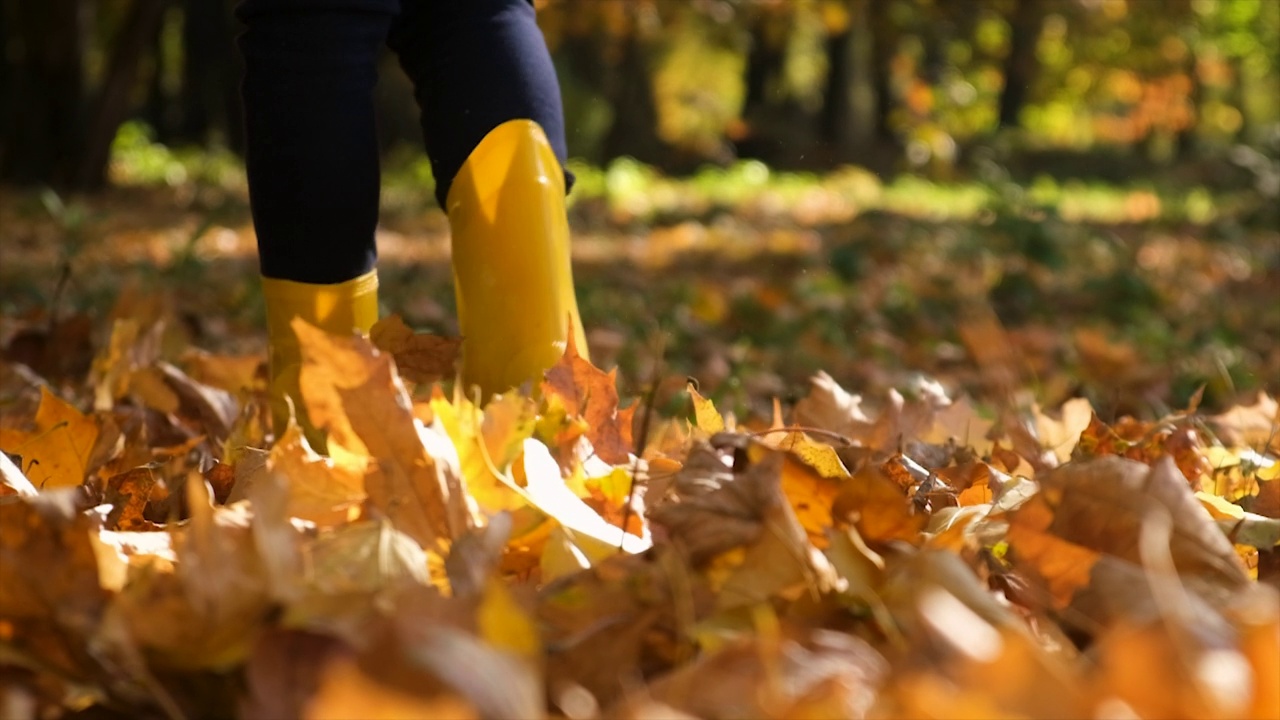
[1004,455,1254,632]
[541,333,633,465]
[369,314,462,385]
[304,648,482,720]
[107,473,299,671]
[294,317,475,551]
[1210,392,1280,454]
[1034,455,1250,588]
[759,399,850,481]
[157,361,239,442]
[90,318,142,411]
[0,386,100,490]
[431,390,532,515]
[957,306,1023,395]
[263,422,367,528]
[318,577,544,719]
[832,464,924,547]
[792,371,869,440]
[4,313,94,383]
[687,382,726,434]
[519,438,651,565]
[181,348,265,395]
[1004,496,1103,610]
[649,441,839,609]
[100,467,164,531]
[239,629,350,720]
[1091,615,1260,719]
[630,626,886,719]
[883,587,1093,719]
[0,490,108,626]
[647,443,766,564]
[922,395,995,456]
[1033,397,1094,464]
[125,365,181,415]
[539,550,703,707]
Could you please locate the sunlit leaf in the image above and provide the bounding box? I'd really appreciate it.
[541,334,632,465]
[295,318,475,551]
[687,383,725,434]
[369,314,461,385]
[0,386,100,490]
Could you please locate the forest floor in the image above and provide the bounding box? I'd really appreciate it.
[3,147,1277,421]
[3,147,1280,718]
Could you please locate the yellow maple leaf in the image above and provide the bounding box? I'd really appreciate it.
[688,383,725,434]
[0,386,99,490]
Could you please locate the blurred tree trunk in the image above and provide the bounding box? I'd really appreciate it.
[1176,47,1200,157]
[0,0,11,172]
[600,11,665,166]
[819,2,854,150]
[1226,56,1248,143]
[998,0,1043,129]
[737,6,810,165]
[742,10,785,124]
[180,0,243,152]
[77,0,169,190]
[0,0,85,187]
[142,9,176,142]
[867,0,897,143]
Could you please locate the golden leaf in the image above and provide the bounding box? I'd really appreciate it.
[267,422,366,528]
[0,386,99,490]
[431,391,528,515]
[832,465,924,546]
[541,334,632,465]
[369,314,461,385]
[295,318,474,551]
[687,383,725,434]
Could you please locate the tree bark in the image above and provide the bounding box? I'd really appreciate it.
[601,13,665,166]
[142,10,175,142]
[77,0,169,190]
[1176,47,1200,158]
[742,11,784,121]
[0,0,12,173]
[0,0,85,187]
[820,8,853,148]
[999,0,1044,129]
[867,0,898,142]
[736,6,813,166]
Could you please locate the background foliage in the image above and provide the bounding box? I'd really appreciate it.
[3,0,1278,188]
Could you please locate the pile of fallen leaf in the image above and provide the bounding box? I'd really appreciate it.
[1,309,1278,719]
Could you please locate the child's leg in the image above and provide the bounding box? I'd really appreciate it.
[237,0,396,441]
[390,0,588,399]
[238,0,396,283]
[388,0,572,208]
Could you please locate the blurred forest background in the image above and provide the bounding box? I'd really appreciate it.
[3,0,1279,189]
[2,0,1278,418]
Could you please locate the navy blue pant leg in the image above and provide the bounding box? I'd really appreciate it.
[389,0,573,208]
[237,0,397,284]
[237,0,571,283]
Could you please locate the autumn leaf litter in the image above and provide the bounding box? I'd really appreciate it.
[1,312,1278,719]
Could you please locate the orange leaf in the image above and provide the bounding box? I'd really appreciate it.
[102,467,164,531]
[0,386,99,491]
[295,318,474,550]
[369,314,461,385]
[540,334,631,465]
[1005,494,1099,609]
[832,465,923,546]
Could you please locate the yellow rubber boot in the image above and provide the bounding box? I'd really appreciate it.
[262,270,379,444]
[446,120,589,398]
